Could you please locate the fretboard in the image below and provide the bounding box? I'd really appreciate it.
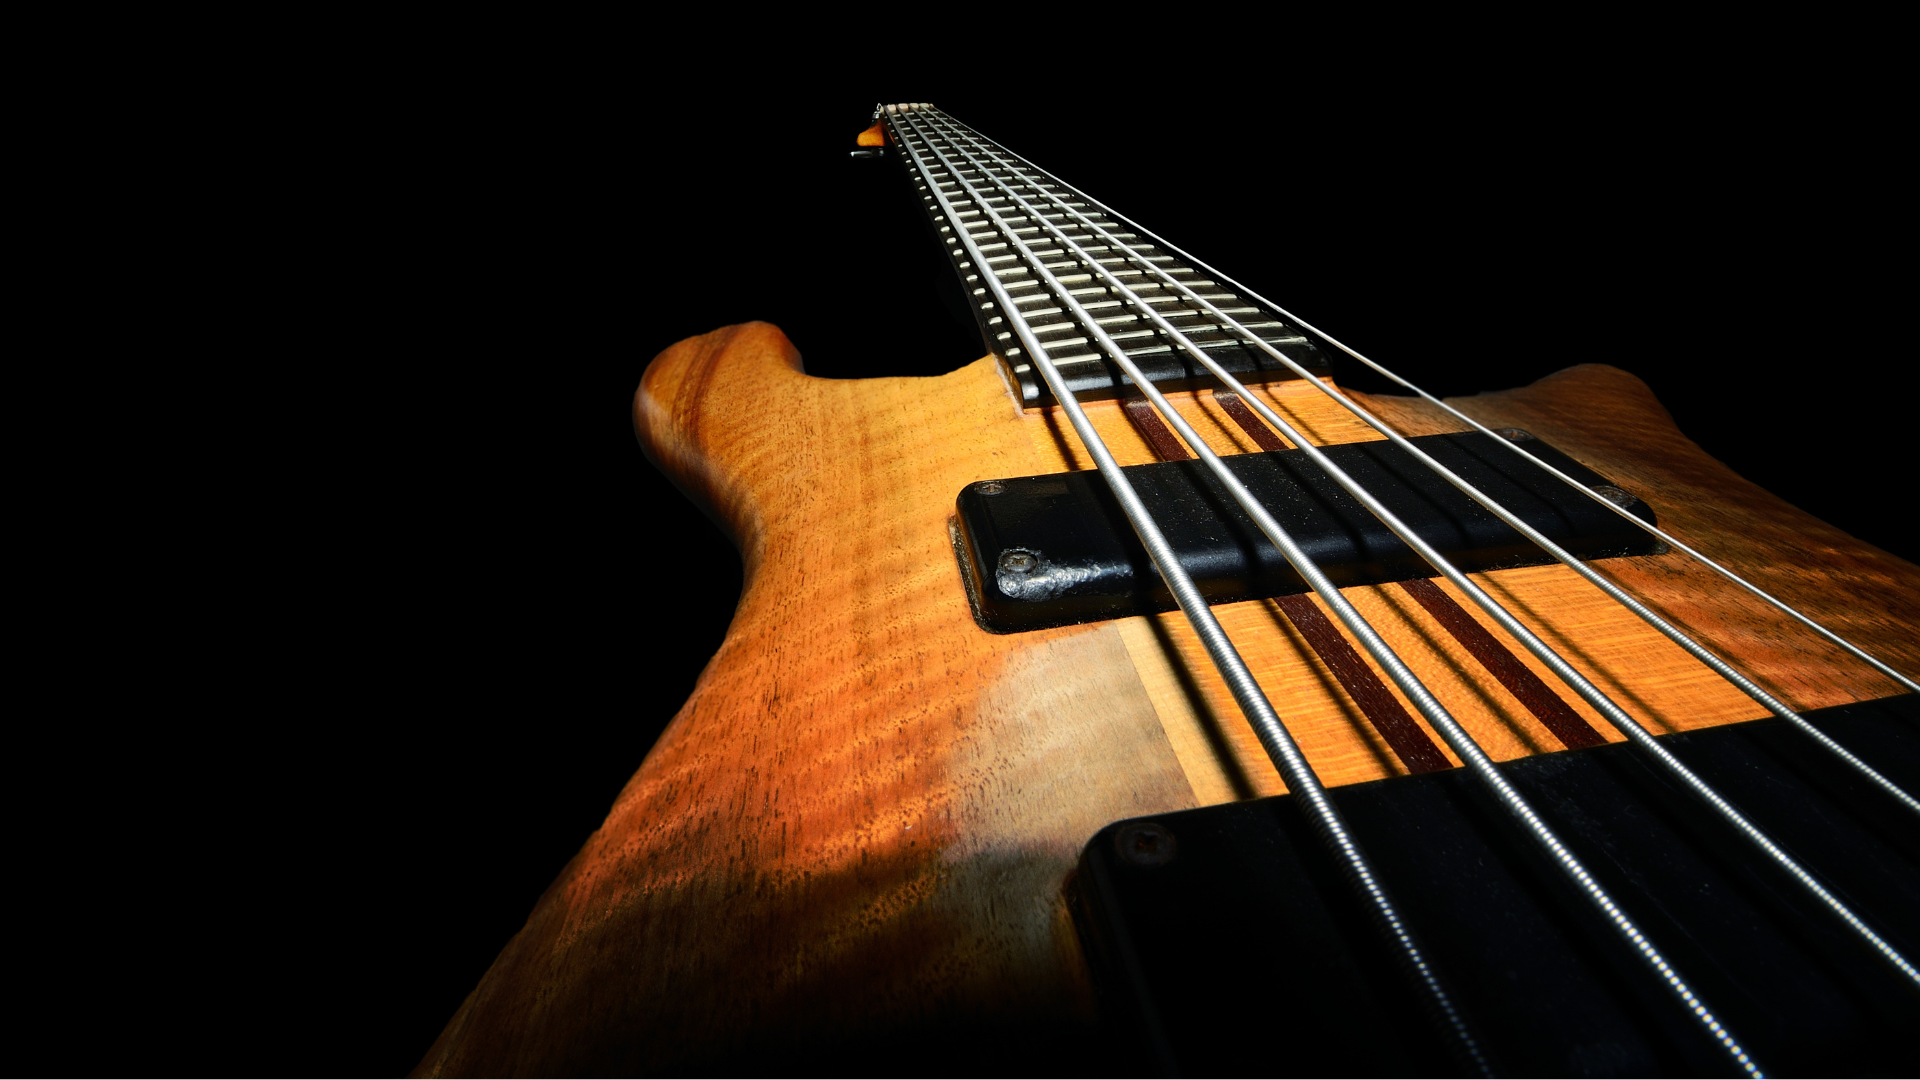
[879,105,1330,407]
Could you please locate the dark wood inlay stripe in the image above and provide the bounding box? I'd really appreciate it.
[1275,594,1454,774]
[1396,577,1608,749]
[1123,397,1193,461]
[1211,390,1292,452]
[1125,394,1450,774]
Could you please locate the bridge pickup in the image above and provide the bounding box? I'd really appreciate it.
[953,432,1660,634]
[1071,696,1920,1075]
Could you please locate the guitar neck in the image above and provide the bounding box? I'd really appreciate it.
[878,106,1331,406]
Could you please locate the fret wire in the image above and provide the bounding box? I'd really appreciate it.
[935,172,1313,388]
[928,110,1920,1000]
[885,104,1489,1079]
[969,131,1920,703]
[913,109,1766,1075]
[932,117,1920,821]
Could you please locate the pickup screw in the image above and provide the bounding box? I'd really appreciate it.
[1495,427,1534,442]
[1115,822,1177,867]
[1593,485,1637,508]
[999,551,1036,573]
[978,481,1005,495]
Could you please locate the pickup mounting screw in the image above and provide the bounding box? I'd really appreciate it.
[1593,485,1637,508]
[1115,822,1177,867]
[978,481,1005,495]
[1495,428,1534,442]
[999,551,1036,573]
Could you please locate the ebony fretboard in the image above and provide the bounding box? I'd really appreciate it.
[880,107,1332,407]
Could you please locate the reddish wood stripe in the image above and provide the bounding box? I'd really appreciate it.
[1123,398,1193,460]
[1212,390,1293,452]
[1124,393,1448,775]
[1275,594,1453,774]
[1396,577,1607,749]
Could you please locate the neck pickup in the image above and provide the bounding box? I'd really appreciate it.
[954,432,1660,634]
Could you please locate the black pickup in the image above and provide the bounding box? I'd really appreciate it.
[953,432,1659,634]
[1071,695,1920,1075]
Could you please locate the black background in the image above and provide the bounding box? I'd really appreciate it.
[67,68,1912,1076]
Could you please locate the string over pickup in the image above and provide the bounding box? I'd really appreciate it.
[953,432,1660,634]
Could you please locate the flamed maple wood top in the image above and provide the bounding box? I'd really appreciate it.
[415,322,1918,1075]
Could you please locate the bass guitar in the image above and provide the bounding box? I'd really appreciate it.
[417,103,1919,1077]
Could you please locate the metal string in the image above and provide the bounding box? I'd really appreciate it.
[884,104,1490,1078]
[899,108,1767,1075]
[919,116,1920,818]
[918,108,1920,995]
[1306,350,1920,697]
[965,126,1920,704]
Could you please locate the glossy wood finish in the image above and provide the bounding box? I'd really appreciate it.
[416,323,1919,1075]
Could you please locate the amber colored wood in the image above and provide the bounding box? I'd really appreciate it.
[417,325,1199,1075]
[417,326,1920,1075]
[1361,369,1918,711]
[1118,371,1918,802]
[856,121,887,146]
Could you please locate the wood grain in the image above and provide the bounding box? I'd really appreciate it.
[1119,374,1918,802]
[417,324,1196,1074]
[417,324,1920,1075]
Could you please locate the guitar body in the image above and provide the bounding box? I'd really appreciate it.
[415,322,1919,1075]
